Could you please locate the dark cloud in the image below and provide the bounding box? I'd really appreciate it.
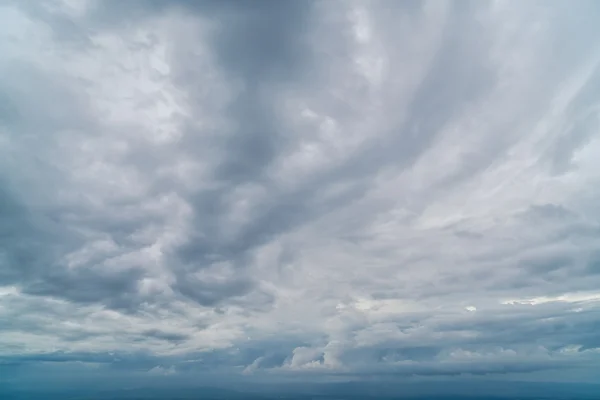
[23,267,145,310]
[0,185,74,285]
[142,329,190,344]
[174,272,255,307]
[0,184,148,311]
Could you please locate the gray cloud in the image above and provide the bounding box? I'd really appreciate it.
[1,0,600,391]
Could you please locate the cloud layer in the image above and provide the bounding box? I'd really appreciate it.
[2,0,600,386]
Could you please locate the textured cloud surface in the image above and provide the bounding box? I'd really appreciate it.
[2,0,600,388]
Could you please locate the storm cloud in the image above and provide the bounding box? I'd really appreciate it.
[1,0,600,389]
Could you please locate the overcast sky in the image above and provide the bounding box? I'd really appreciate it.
[2,0,600,391]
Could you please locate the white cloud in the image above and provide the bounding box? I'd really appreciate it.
[503,291,600,306]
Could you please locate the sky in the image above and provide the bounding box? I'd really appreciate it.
[1,0,600,393]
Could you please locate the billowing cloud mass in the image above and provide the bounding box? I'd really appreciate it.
[2,0,600,389]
